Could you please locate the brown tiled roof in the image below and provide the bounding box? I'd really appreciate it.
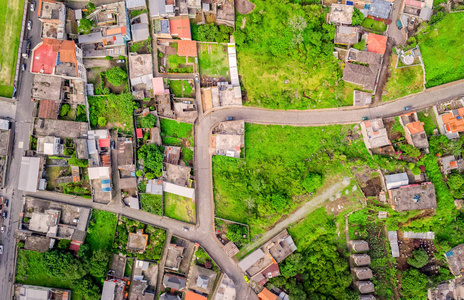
[177,40,197,57]
[38,100,59,119]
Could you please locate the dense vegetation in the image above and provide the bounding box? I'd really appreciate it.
[419,13,464,87]
[137,144,164,178]
[88,93,136,131]
[137,114,157,128]
[160,118,194,146]
[234,0,358,109]
[104,67,128,86]
[140,194,163,215]
[191,22,233,43]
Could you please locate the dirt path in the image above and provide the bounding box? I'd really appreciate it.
[238,177,351,256]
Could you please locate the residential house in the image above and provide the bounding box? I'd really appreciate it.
[18,157,43,193]
[213,274,236,300]
[334,26,360,46]
[184,291,207,300]
[257,288,278,300]
[153,18,171,38]
[31,39,86,81]
[354,281,375,294]
[187,265,218,294]
[36,136,61,155]
[343,49,382,91]
[445,243,464,276]
[366,33,387,55]
[131,13,150,42]
[350,254,371,266]
[348,240,369,253]
[37,0,66,39]
[177,40,197,57]
[353,90,372,106]
[31,75,63,102]
[360,118,391,149]
[368,0,392,19]
[16,285,71,300]
[127,229,149,253]
[102,279,126,300]
[329,4,354,25]
[126,0,147,10]
[170,15,192,40]
[37,100,60,119]
[388,182,437,212]
[162,273,187,290]
[149,0,175,18]
[165,243,185,271]
[400,112,429,149]
[385,172,409,190]
[217,0,235,27]
[440,155,458,174]
[129,53,154,98]
[440,107,464,138]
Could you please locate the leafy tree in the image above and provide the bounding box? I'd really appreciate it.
[447,173,464,192]
[399,144,421,158]
[137,144,163,177]
[302,172,323,193]
[225,224,247,244]
[104,67,127,86]
[76,104,87,122]
[412,166,422,175]
[60,104,70,117]
[64,148,74,156]
[43,250,87,280]
[401,269,428,299]
[88,249,110,278]
[87,2,96,13]
[71,277,101,300]
[352,8,365,26]
[270,193,288,211]
[192,23,233,43]
[135,170,143,177]
[98,116,107,127]
[407,248,429,268]
[78,18,94,34]
[138,114,157,128]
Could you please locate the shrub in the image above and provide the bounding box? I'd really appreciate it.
[136,170,143,177]
[60,104,71,117]
[78,18,94,34]
[352,40,365,51]
[352,8,365,26]
[138,114,157,128]
[64,148,74,156]
[407,248,429,268]
[105,55,112,60]
[105,67,127,86]
[98,117,107,127]
[412,167,422,175]
[302,172,323,193]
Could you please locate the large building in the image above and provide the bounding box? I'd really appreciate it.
[388,183,437,212]
[360,118,390,149]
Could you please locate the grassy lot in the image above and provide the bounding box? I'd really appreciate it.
[212,123,388,236]
[167,54,194,73]
[420,13,464,87]
[169,79,194,98]
[383,54,424,101]
[362,18,387,32]
[198,43,229,80]
[0,0,25,97]
[417,109,437,136]
[160,118,194,146]
[86,210,118,252]
[87,93,134,132]
[234,0,361,109]
[140,194,163,215]
[45,166,71,190]
[164,192,196,223]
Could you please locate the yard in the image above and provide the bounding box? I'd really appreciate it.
[383,53,424,101]
[85,61,128,95]
[417,109,437,136]
[164,192,196,223]
[165,53,195,73]
[88,93,135,132]
[419,12,464,87]
[140,193,163,215]
[198,43,230,81]
[160,118,194,147]
[45,166,71,190]
[234,0,360,109]
[169,79,195,98]
[362,18,387,32]
[0,0,25,97]
[86,210,118,252]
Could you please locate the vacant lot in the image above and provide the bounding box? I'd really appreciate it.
[164,192,195,223]
[88,93,134,131]
[362,18,387,32]
[0,0,25,97]
[169,79,194,98]
[420,13,464,87]
[383,54,424,101]
[86,210,118,252]
[198,43,229,80]
[160,118,194,146]
[140,193,163,215]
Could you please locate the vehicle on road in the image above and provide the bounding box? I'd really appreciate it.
[244,275,250,283]
[27,21,32,30]
[1,226,5,233]
[362,116,369,121]
[410,17,415,25]
[2,211,7,219]
[22,39,31,59]
[194,75,199,84]
[396,20,403,29]
[4,199,8,207]
[116,59,125,63]
[182,227,189,232]
[404,106,412,111]
[30,1,35,11]
[21,64,26,71]
[226,117,234,121]
[0,245,3,255]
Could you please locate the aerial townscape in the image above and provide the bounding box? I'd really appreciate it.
[0,0,464,299]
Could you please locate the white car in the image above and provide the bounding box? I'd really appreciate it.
[27,21,32,30]
[182,227,189,232]
[0,245,3,255]
[1,225,5,233]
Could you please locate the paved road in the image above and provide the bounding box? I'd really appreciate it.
[0,3,42,299]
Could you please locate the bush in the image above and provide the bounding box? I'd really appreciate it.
[60,104,71,117]
[412,167,421,175]
[78,18,94,34]
[98,117,107,127]
[302,172,323,193]
[136,170,143,177]
[105,55,112,60]
[352,40,365,51]
[191,23,233,43]
[138,114,157,128]
[352,8,365,26]
[140,194,163,215]
[138,144,164,177]
[69,153,88,167]
[407,248,429,268]
[401,269,428,299]
[64,148,74,156]
[76,105,87,122]
[105,67,127,86]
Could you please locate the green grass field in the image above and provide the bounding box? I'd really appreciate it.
[417,109,437,136]
[383,54,424,101]
[160,118,194,146]
[198,43,229,80]
[0,0,25,97]
[164,192,195,223]
[362,18,387,32]
[169,79,194,98]
[140,194,163,215]
[420,13,464,87]
[86,210,118,251]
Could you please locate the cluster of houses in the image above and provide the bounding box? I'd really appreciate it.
[348,240,375,298]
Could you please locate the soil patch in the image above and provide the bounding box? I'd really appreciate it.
[236,0,255,14]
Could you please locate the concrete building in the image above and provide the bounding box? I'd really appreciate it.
[213,274,236,300]
[400,112,429,149]
[361,118,390,149]
[440,155,458,174]
[37,0,66,39]
[18,157,43,193]
[16,285,71,300]
[389,183,437,212]
[385,172,409,190]
[440,107,464,138]
[329,4,354,24]
[162,273,187,290]
[127,229,149,253]
[445,244,464,276]
[343,50,382,92]
[353,91,372,106]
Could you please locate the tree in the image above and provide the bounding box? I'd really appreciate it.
[399,144,421,158]
[352,8,365,26]
[225,224,247,244]
[138,114,157,128]
[412,166,422,175]
[88,249,110,278]
[407,248,429,268]
[137,144,163,177]
[302,172,323,193]
[105,67,127,86]
[78,18,94,34]
[401,269,428,299]
[447,173,464,191]
[98,116,107,127]
[60,104,70,117]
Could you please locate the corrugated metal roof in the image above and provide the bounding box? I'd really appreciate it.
[238,249,265,271]
[403,231,435,239]
[126,0,146,9]
[388,231,399,257]
[18,156,41,192]
[385,172,409,190]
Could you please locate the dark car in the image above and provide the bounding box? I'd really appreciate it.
[110,141,115,149]
[4,199,8,207]
[226,117,234,121]
[396,20,403,29]
[21,64,26,71]
[2,211,7,219]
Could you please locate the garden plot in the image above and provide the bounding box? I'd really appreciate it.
[198,43,230,82]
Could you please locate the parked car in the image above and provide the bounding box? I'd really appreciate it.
[116,59,125,63]
[27,21,32,30]
[2,211,7,219]
[1,226,5,233]
[110,141,115,149]
[410,17,415,25]
[226,117,234,121]
[404,106,412,111]
[396,20,403,29]
[362,116,369,121]
[30,1,35,11]
[182,227,189,232]
[5,199,9,207]
[194,75,199,84]
[0,245,3,255]
[21,64,26,71]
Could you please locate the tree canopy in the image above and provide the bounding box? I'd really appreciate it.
[104,67,127,86]
[407,248,429,269]
[401,269,428,299]
[137,144,164,177]
[191,23,233,43]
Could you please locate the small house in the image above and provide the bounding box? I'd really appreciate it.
[389,183,437,212]
[348,240,369,253]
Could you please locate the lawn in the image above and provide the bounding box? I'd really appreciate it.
[212,123,384,236]
[167,54,194,73]
[140,193,163,215]
[419,12,464,87]
[383,54,424,101]
[417,109,437,136]
[234,0,360,109]
[0,0,25,97]
[169,79,194,98]
[164,192,196,223]
[86,210,118,252]
[198,43,229,80]
[160,118,194,146]
[361,18,387,32]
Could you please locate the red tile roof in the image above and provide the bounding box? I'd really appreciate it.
[405,0,422,8]
[169,16,191,40]
[177,40,197,57]
[136,128,143,139]
[442,107,464,133]
[185,291,207,300]
[99,138,110,148]
[406,121,424,135]
[258,288,278,300]
[367,33,387,55]
[38,100,59,119]
[32,39,78,76]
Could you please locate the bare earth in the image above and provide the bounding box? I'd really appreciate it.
[236,0,255,15]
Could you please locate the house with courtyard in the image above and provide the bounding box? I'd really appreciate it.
[334,26,360,47]
[343,49,382,92]
[366,33,387,55]
[37,0,66,39]
[399,112,429,150]
[388,182,437,212]
[445,243,464,276]
[360,118,391,149]
[187,265,218,295]
[329,4,354,25]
